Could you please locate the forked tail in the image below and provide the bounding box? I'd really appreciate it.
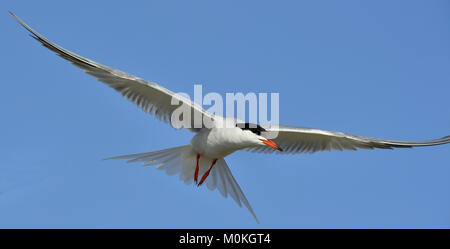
[105,145,258,223]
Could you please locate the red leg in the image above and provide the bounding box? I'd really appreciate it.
[194,153,200,184]
[198,159,217,186]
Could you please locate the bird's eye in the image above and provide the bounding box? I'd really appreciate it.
[236,123,266,135]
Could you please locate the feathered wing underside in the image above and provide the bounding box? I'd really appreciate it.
[10,12,213,132]
[248,125,450,154]
[106,146,258,222]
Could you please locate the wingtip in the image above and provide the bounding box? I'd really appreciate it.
[9,11,25,26]
[8,11,17,19]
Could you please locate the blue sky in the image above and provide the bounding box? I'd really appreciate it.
[1,0,449,228]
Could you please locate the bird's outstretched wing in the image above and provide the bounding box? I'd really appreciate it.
[249,125,450,154]
[10,12,213,132]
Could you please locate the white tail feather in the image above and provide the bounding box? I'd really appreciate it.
[105,145,258,222]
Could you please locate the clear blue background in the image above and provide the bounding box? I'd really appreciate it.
[1,0,449,228]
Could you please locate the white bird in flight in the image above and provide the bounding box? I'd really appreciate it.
[11,12,450,223]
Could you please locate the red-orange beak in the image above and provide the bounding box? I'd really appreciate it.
[259,139,283,151]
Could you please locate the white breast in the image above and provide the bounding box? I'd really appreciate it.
[190,126,257,158]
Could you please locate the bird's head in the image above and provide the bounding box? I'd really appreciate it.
[235,123,283,151]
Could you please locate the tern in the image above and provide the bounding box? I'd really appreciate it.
[11,13,450,223]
